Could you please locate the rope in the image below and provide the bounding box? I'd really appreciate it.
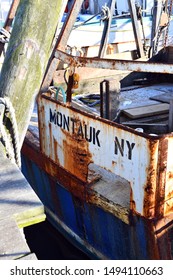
[0,97,21,168]
[0,28,10,43]
[101,5,110,21]
[55,86,66,102]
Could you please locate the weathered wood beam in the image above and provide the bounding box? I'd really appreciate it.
[0,0,68,149]
[168,99,173,132]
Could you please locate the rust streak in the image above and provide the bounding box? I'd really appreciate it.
[130,187,136,212]
[143,139,159,218]
[62,124,93,182]
[22,136,87,201]
[155,138,168,218]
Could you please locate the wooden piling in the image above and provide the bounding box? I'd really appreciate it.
[0,0,67,149]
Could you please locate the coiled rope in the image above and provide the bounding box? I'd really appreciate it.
[0,97,21,168]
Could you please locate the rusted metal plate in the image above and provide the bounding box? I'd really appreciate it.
[22,139,173,259]
[164,137,173,214]
[38,93,166,218]
[55,49,173,74]
[21,140,161,259]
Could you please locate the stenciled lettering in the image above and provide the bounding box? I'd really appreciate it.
[63,115,69,131]
[126,141,135,160]
[70,117,76,134]
[114,136,135,160]
[49,108,101,147]
[49,109,56,124]
[57,112,62,127]
[92,128,100,147]
[84,124,92,142]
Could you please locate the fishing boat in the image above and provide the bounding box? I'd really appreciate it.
[1,0,173,259]
[20,1,173,259]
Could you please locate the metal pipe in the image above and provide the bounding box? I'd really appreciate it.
[55,49,173,74]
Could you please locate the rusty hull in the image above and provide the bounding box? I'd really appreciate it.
[22,131,173,259]
[21,1,173,259]
[36,92,173,220]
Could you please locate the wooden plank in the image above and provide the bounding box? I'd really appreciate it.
[0,219,31,260]
[150,92,173,103]
[168,99,173,132]
[120,113,168,124]
[88,163,130,224]
[122,122,168,134]
[122,103,169,119]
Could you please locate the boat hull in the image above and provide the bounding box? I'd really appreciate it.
[21,77,173,260]
[22,129,173,260]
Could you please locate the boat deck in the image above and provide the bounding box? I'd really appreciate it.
[44,81,173,136]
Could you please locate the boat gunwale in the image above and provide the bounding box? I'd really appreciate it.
[39,92,169,140]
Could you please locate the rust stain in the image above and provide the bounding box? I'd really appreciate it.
[144,218,160,259]
[154,213,173,259]
[39,103,45,153]
[130,187,136,212]
[155,138,168,218]
[62,125,93,182]
[49,122,52,153]
[22,133,87,201]
[165,188,173,199]
[129,214,160,259]
[165,198,173,214]
[143,139,159,218]
[53,137,59,163]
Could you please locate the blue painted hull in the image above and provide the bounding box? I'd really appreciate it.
[21,150,171,259]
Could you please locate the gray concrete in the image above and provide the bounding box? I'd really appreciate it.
[0,144,45,259]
